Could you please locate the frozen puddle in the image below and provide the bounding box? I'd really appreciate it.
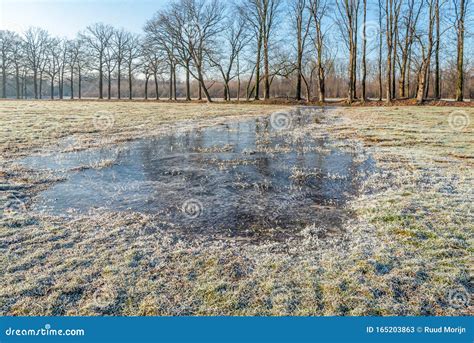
[21,108,374,239]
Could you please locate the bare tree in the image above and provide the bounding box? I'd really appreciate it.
[144,10,179,100]
[65,40,75,99]
[38,47,49,99]
[58,39,68,99]
[361,0,367,101]
[113,29,132,99]
[104,40,117,99]
[209,13,249,101]
[44,38,61,99]
[414,0,437,102]
[384,0,402,102]
[337,0,360,103]
[290,0,312,100]
[66,39,81,99]
[378,0,383,100]
[124,34,141,100]
[434,0,441,99]
[309,0,331,102]
[163,0,226,102]
[397,0,422,98]
[391,1,401,99]
[20,63,28,98]
[142,58,152,100]
[142,41,166,100]
[239,1,263,100]
[262,0,282,100]
[24,27,49,99]
[9,33,24,99]
[0,31,18,98]
[71,38,88,99]
[241,0,282,100]
[454,0,468,101]
[80,23,114,99]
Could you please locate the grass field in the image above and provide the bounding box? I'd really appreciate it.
[0,101,472,316]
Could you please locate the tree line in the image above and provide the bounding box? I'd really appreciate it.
[0,0,471,103]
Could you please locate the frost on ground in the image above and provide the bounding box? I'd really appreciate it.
[0,102,472,316]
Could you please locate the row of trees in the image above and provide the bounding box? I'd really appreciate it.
[0,0,471,103]
[0,25,145,100]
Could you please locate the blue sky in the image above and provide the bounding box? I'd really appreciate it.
[0,0,168,38]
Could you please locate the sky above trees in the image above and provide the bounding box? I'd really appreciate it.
[0,0,168,38]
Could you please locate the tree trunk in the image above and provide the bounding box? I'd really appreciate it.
[385,0,393,103]
[347,32,354,103]
[128,65,132,100]
[425,66,431,99]
[392,1,401,101]
[399,39,409,98]
[197,68,211,102]
[15,66,20,99]
[263,38,270,100]
[417,1,435,102]
[407,46,412,97]
[255,31,262,101]
[50,77,54,99]
[392,21,398,99]
[378,0,383,101]
[245,64,256,101]
[434,0,440,99]
[318,66,325,103]
[169,64,173,100]
[303,75,311,102]
[60,69,64,99]
[295,31,303,100]
[144,76,149,100]
[362,0,367,102]
[186,61,191,101]
[237,54,241,101]
[108,72,112,100]
[70,67,74,99]
[117,65,121,99]
[353,12,358,100]
[78,68,82,99]
[455,0,465,101]
[154,72,159,100]
[1,55,6,98]
[416,64,429,102]
[34,69,38,99]
[39,72,43,99]
[224,84,228,101]
[173,67,177,101]
[201,83,212,102]
[99,55,103,99]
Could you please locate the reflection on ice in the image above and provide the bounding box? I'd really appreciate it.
[21,108,375,239]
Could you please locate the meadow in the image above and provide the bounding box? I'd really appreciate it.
[0,101,472,316]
